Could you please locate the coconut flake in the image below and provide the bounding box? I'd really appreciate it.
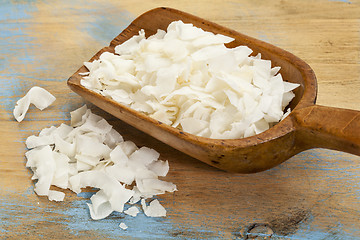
[25,145,56,196]
[119,222,128,230]
[147,160,169,177]
[69,170,134,212]
[75,134,111,159]
[70,105,88,127]
[124,206,140,217]
[118,141,138,156]
[141,199,167,217]
[87,190,114,220]
[54,134,76,158]
[129,147,160,167]
[52,151,70,189]
[24,105,177,225]
[48,190,65,202]
[137,178,177,195]
[105,164,135,185]
[26,134,54,149]
[104,128,124,149]
[13,86,56,122]
[80,20,300,139]
[25,126,57,149]
[109,145,129,165]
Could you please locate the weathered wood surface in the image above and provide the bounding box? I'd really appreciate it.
[1,0,359,239]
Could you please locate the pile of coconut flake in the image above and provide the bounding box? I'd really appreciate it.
[80,20,300,139]
[25,105,176,222]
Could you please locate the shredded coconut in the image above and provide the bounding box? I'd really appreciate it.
[25,105,176,224]
[80,20,299,139]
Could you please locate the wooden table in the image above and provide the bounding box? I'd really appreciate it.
[1,0,359,239]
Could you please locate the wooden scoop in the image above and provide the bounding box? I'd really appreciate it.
[67,7,360,173]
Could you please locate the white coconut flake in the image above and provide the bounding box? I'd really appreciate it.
[52,151,70,189]
[80,20,299,139]
[119,222,128,230]
[70,105,88,127]
[129,186,142,204]
[54,134,76,158]
[105,164,135,185]
[24,104,177,224]
[13,86,56,122]
[75,134,111,159]
[48,190,65,202]
[124,206,140,217]
[137,178,177,195]
[147,160,169,177]
[118,141,138,156]
[109,145,129,165]
[129,147,160,167]
[25,126,58,149]
[141,199,167,217]
[69,170,134,212]
[25,145,56,196]
[104,128,124,149]
[26,134,55,149]
[87,190,114,220]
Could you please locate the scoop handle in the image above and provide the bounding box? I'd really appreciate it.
[293,105,360,155]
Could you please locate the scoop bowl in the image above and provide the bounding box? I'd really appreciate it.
[68,7,360,173]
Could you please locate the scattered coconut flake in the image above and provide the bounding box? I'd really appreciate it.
[52,151,70,189]
[48,190,65,202]
[137,178,177,195]
[24,104,177,225]
[69,170,134,213]
[119,222,128,230]
[105,164,135,185]
[87,190,114,220]
[124,206,140,217]
[147,160,169,177]
[129,186,142,204]
[13,86,56,122]
[25,145,56,196]
[141,199,167,217]
[26,132,55,149]
[80,20,299,139]
[70,104,88,127]
[129,147,160,167]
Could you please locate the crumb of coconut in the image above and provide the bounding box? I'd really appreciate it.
[119,222,128,230]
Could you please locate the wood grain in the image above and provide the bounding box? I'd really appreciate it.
[1,0,360,239]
